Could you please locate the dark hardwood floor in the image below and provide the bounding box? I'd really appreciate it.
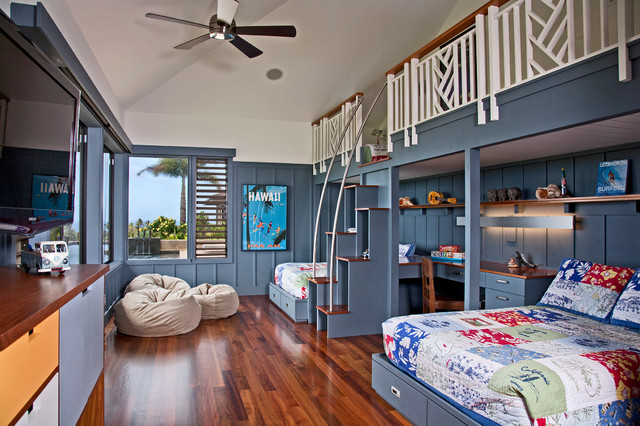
[104,295,410,425]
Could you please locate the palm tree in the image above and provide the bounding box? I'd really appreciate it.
[138,158,188,224]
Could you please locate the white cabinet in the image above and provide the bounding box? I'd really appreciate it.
[14,373,58,426]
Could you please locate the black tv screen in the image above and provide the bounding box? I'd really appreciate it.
[0,10,80,236]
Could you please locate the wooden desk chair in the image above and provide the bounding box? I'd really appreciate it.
[422,257,465,313]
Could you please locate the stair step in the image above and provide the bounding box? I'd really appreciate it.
[308,277,336,284]
[325,231,356,235]
[336,256,370,262]
[345,184,378,189]
[317,305,350,315]
[355,207,389,211]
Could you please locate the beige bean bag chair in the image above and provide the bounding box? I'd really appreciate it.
[124,273,190,294]
[114,287,201,337]
[187,283,239,319]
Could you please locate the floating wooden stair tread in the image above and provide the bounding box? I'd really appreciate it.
[358,157,392,167]
[345,184,379,189]
[308,277,337,284]
[336,256,370,262]
[316,305,350,315]
[355,207,389,211]
[325,231,356,235]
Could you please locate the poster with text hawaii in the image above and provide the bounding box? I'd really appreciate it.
[242,185,287,251]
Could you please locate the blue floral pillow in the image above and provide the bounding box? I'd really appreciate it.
[538,258,635,322]
[611,269,640,328]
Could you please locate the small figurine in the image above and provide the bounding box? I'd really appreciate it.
[535,184,562,199]
[362,249,370,259]
[507,187,522,201]
[507,257,519,268]
[487,189,498,202]
[20,241,70,274]
[497,188,507,201]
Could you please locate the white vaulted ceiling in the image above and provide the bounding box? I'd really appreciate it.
[60,0,469,123]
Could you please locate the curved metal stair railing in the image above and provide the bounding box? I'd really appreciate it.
[311,96,364,280]
[322,82,388,312]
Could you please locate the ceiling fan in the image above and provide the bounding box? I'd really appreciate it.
[145,0,296,58]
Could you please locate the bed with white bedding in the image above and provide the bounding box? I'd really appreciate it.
[268,262,327,322]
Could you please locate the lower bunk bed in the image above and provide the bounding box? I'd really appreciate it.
[268,262,326,322]
[372,258,640,425]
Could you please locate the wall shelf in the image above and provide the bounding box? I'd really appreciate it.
[399,194,640,213]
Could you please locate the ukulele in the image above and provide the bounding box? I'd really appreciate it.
[428,191,457,205]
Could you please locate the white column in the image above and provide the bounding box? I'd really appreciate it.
[475,15,487,125]
[387,73,395,153]
[618,0,632,82]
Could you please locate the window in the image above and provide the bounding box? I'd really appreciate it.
[195,158,228,258]
[102,149,113,263]
[53,123,86,264]
[128,156,188,259]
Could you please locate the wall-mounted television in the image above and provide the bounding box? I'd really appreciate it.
[0,10,80,236]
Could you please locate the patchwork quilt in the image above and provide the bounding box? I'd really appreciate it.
[382,306,640,425]
[274,262,326,299]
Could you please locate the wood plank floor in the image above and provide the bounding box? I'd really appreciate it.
[104,295,410,425]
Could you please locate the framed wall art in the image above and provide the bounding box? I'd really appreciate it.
[242,184,287,251]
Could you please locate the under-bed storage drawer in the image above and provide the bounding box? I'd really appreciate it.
[372,354,427,424]
[269,284,281,306]
[372,353,478,426]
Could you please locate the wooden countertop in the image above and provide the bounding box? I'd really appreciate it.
[0,264,109,350]
[400,255,558,279]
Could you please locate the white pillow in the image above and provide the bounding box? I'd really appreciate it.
[399,243,416,257]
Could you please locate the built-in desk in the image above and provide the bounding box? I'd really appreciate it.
[399,255,557,309]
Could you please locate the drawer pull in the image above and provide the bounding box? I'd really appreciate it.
[82,288,89,296]
[496,279,509,284]
[29,328,34,336]
[452,272,464,276]
[391,385,401,398]
[496,296,509,301]
[285,303,289,308]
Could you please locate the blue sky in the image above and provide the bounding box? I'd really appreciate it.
[128,157,182,224]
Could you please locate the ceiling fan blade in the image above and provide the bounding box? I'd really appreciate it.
[235,26,297,37]
[146,13,211,30]
[230,36,263,58]
[217,0,239,26]
[174,34,211,50]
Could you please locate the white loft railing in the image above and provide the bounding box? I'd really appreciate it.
[382,0,640,149]
[312,93,363,174]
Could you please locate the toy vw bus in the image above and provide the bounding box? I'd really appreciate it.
[21,241,71,274]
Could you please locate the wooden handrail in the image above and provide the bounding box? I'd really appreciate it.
[312,92,364,126]
[386,0,511,76]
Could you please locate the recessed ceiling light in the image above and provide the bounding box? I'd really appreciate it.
[266,68,283,80]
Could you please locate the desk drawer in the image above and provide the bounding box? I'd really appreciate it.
[0,311,59,426]
[436,264,465,283]
[485,288,525,309]
[483,272,526,296]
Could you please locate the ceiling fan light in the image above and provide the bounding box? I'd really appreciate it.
[210,24,235,40]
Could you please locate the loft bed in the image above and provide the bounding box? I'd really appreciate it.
[372,258,640,425]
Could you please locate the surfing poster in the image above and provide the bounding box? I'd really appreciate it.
[242,185,287,251]
[596,159,628,196]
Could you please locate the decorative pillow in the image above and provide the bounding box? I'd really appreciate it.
[611,269,640,328]
[537,258,635,322]
[398,243,416,257]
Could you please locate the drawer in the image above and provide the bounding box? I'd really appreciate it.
[0,310,59,426]
[436,264,465,283]
[483,272,526,296]
[485,288,525,309]
[372,354,427,425]
[269,284,281,306]
[280,292,298,320]
[14,372,58,426]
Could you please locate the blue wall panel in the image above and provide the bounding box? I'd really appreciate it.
[400,143,640,268]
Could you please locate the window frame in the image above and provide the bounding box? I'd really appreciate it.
[125,146,234,265]
[102,147,114,263]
